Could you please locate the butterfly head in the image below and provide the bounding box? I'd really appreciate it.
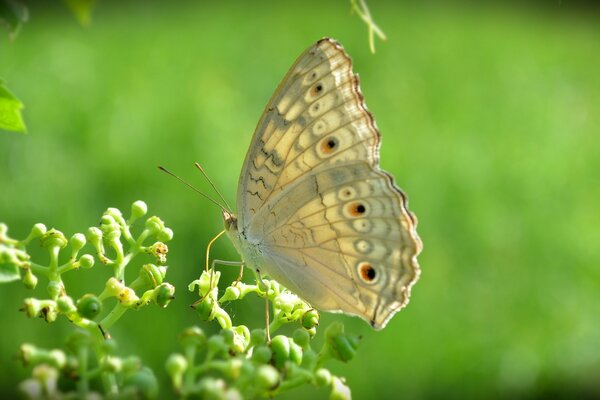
[222,210,238,233]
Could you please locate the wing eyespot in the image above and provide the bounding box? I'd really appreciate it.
[357,262,378,283]
[345,201,367,217]
[320,136,339,155]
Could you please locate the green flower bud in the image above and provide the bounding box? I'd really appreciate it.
[70,233,86,254]
[166,354,187,389]
[102,338,118,354]
[179,326,207,349]
[41,229,68,249]
[154,283,175,307]
[302,309,320,329]
[232,325,251,353]
[220,329,235,347]
[330,376,351,400]
[147,242,168,264]
[104,356,123,373]
[76,294,103,319]
[19,344,66,368]
[130,200,148,221]
[121,356,142,374]
[314,368,332,387]
[270,335,290,368]
[22,298,41,318]
[105,207,126,225]
[79,254,94,269]
[87,226,103,244]
[292,329,311,349]
[144,216,165,234]
[194,296,215,321]
[122,367,159,399]
[30,223,47,239]
[251,345,272,364]
[135,264,166,289]
[47,281,64,299]
[156,227,173,242]
[220,285,241,302]
[325,322,357,363]
[250,329,268,347]
[22,268,38,290]
[100,215,121,241]
[197,377,226,399]
[254,365,279,391]
[224,388,242,400]
[57,296,76,314]
[207,335,228,358]
[289,340,303,365]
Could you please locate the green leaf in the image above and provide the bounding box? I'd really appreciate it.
[0,79,27,133]
[0,262,20,282]
[62,0,96,26]
[0,0,28,40]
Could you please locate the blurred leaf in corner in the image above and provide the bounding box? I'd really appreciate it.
[0,80,27,133]
[62,0,96,26]
[0,0,28,40]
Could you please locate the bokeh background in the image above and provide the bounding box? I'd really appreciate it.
[1,1,599,398]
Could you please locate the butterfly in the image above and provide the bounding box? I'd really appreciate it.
[223,38,422,330]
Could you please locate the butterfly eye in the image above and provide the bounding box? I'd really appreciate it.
[320,136,339,154]
[358,262,377,283]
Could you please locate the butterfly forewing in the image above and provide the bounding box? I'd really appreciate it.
[235,38,421,329]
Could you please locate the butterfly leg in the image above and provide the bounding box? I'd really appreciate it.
[252,268,272,342]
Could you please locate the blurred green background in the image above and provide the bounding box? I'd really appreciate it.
[1,1,599,398]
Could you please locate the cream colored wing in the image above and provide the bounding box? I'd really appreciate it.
[256,162,420,329]
[237,38,377,229]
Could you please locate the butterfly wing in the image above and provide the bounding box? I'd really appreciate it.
[236,38,421,329]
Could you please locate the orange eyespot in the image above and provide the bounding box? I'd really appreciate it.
[321,137,338,154]
[358,262,376,282]
[347,202,366,217]
[310,83,324,97]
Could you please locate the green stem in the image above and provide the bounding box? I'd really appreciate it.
[76,343,89,397]
[99,303,128,330]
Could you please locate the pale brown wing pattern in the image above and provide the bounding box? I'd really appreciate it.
[257,162,420,329]
[236,38,378,229]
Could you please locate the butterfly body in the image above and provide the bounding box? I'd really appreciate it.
[226,38,422,330]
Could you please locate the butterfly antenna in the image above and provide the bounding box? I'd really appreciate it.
[158,166,230,213]
[194,162,232,211]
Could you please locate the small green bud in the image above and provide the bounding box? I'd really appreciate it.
[289,340,303,365]
[47,281,64,299]
[154,283,175,307]
[41,229,68,249]
[100,215,121,241]
[104,356,123,373]
[179,326,207,349]
[254,365,279,391]
[57,296,76,314]
[122,367,159,399]
[166,354,187,389]
[77,294,103,319]
[102,338,118,354]
[302,309,320,329]
[156,227,173,242]
[144,216,165,234]
[220,329,235,346]
[79,254,94,269]
[250,329,268,346]
[30,223,47,238]
[330,376,351,400]
[325,322,357,363]
[70,233,86,254]
[121,356,142,374]
[130,200,148,220]
[220,285,241,302]
[207,335,228,358]
[19,344,66,368]
[232,325,251,353]
[105,207,126,225]
[136,264,166,289]
[292,329,311,349]
[314,368,332,387]
[197,377,227,399]
[22,268,38,290]
[87,226,103,243]
[194,296,215,321]
[270,335,290,368]
[251,345,272,364]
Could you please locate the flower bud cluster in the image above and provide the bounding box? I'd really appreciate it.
[169,269,359,398]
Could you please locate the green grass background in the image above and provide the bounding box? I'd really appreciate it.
[1,1,599,398]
